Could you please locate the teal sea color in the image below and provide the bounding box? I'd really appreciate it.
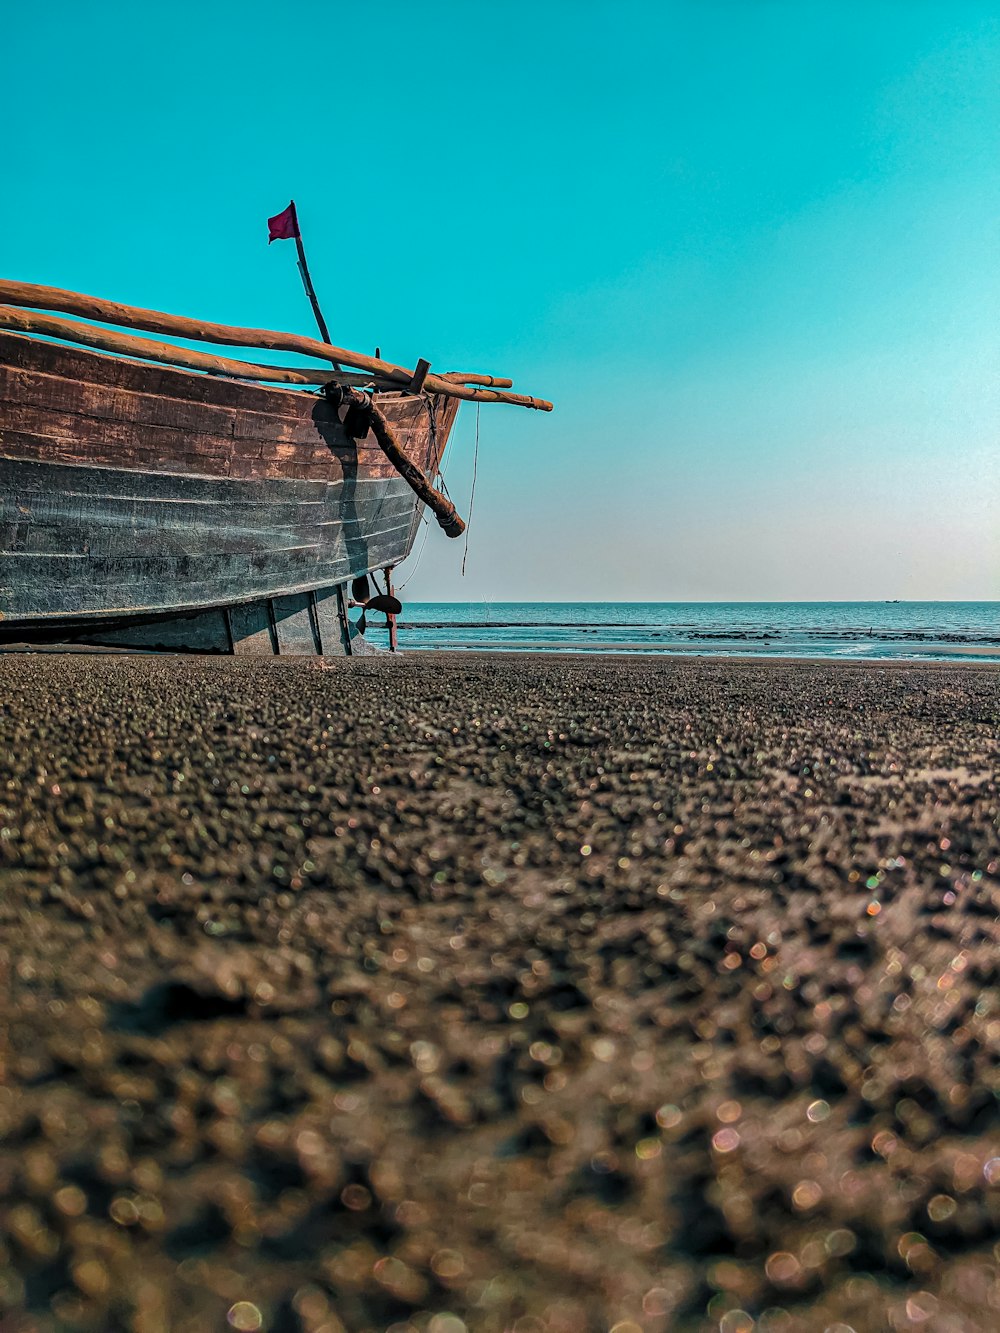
[396,603,1000,660]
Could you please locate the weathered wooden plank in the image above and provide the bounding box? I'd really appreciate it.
[0,520,416,620]
[0,332,454,441]
[0,507,417,570]
[0,365,433,468]
[0,402,238,458]
[0,408,401,473]
[0,330,314,412]
[272,593,320,655]
[74,608,233,653]
[1,428,408,484]
[21,524,316,558]
[0,456,414,511]
[0,522,27,551]
[0,336,454,485]
[34,586,365,656]
[2,414,418,482]
[70,510,417,561]
[229,601,277,655]
[0,332,472,465]
[10,495,419,557]
[1,435,235,478]
[312,587,348,655]
[0,365,243,437]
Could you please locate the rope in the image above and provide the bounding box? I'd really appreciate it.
[461,403,481,577]
[397,514,431,592]
[398,397,472,591]
[424,394,453,502]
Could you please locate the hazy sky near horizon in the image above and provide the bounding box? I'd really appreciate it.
[6,1,999,601]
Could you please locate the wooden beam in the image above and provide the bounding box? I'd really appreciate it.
[439,373,514,388]
[0,306,327,385]
[409,358,431,394]
[0,310,513,397]
[384,566,399,653]
[359,391,465,538]
[0,280,553,411]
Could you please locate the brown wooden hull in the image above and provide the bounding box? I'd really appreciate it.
[0,332,459,651]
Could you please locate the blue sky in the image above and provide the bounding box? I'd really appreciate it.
[6,1,999,600]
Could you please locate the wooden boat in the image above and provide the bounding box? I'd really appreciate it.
[0,281,550,654]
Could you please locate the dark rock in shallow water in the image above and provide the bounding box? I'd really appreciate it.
[0,651,998,1331]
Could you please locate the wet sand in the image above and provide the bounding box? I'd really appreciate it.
[1,653,998,1333]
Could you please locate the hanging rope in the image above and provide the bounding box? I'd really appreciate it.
[397,514,431,592]
[461,403,481,577]
[399,409,458,592]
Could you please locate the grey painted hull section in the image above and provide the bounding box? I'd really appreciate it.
[0,457,421,625]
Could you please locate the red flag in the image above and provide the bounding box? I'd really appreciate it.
[267,202,299,244]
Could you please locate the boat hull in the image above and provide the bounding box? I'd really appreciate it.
[0,331,459,651]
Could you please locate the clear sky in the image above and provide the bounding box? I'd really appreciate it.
[6,2,999,601]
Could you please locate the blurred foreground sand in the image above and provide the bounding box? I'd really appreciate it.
[1,653,998,1332]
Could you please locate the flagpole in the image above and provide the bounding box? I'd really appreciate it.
[268,198,350,643]
[287,200,342,372]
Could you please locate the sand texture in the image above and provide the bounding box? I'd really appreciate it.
[0,653,998,1333]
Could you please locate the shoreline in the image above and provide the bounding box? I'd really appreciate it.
[3,643,1000,667]
[399,642,1000,662]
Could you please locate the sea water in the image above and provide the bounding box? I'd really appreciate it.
[395,602,1000,661]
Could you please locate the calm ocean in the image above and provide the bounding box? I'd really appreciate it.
[396,602,1000,661]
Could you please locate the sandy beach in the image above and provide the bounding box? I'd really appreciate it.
[1,652,998,1333]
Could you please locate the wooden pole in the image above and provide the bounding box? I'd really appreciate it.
[343,389,465,538]
[336,584,354,656]
[0,280,553,410]
[0,305,325,384]
[439,373,513,388]
[408,358,432,394]
[384,566,399,653]
[287,200,341,372]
